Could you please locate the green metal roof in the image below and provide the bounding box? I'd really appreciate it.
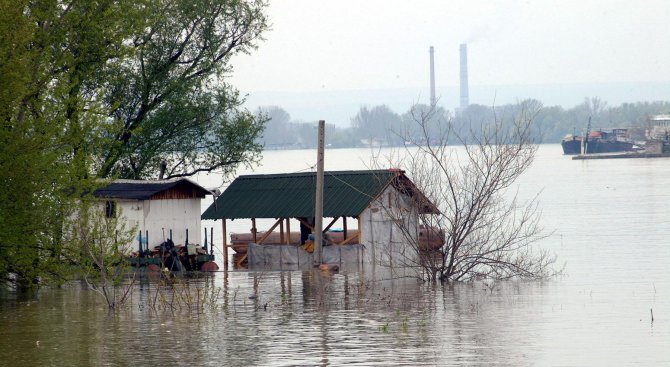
[201,169,436,220]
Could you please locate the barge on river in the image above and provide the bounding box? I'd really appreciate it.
[561,128,638,155]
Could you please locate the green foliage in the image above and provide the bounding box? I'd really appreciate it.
[0,0,269,289]
[98,0,269,180]
[0,0,92,288]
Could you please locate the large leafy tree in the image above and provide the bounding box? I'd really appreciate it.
[0,0,137,288]
[0,0,269,289]
[0,0,49,287]
[98,0,268,179]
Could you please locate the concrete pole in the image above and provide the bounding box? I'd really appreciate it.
[429,46,436,106]
[459,43,470,109]
[314,120,325,266]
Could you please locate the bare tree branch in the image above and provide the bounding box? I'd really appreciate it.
[373,101,556,283]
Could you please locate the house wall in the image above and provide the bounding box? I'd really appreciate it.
[359,186,419,266]
[116,198,202,253]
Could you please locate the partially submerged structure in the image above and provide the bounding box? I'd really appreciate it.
[93,178,211,254]
[647,114,670,153]
[201,169,439,268]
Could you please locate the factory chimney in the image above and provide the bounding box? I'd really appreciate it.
[459,43,469,109]
[429,46,436,106]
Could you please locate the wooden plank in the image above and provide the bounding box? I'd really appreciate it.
[256,218,283,244]
[235,217,280,266]
[337,233,359,246]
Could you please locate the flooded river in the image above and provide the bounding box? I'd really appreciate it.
[1,146,669,366]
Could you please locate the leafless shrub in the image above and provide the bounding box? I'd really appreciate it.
[66,202,137,309]
[374,101,556,283]
[146,274,221,313]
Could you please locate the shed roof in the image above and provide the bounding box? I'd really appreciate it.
[201,169,438,220]
[94,178,211,200]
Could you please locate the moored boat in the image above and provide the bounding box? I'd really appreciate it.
[561,129,638,155]
[561,118,638,155]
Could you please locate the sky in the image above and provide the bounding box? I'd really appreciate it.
[228,0,670,124]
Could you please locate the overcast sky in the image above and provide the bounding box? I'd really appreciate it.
[228,0,670,122]
[231,0,669,90]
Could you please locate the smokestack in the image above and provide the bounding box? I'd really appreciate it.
[429,46,436,106]
[459,43,469,109]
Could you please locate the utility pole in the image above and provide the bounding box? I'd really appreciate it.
[314,120,325,266]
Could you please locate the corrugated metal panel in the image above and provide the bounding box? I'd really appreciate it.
[202,170,396,220]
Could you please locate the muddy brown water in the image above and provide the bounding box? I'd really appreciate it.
[1,146,669,366]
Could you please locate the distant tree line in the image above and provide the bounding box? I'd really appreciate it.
[257,98,670,149]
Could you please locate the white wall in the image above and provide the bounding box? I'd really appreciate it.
[359,186,419,266]
[117,198,202,253]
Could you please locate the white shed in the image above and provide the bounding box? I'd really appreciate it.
[94,178,211,253]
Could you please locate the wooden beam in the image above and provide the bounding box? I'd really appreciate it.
[321,217,341,247]
[286,218,291,244]
[343,217,348,240]
[236,253,247,267]
[358,216,362,243]
[314,119,325,266]
[237,218,286,267]
[279,219,284,244]
[257,218,283,244]
[251,218,257,243]
[222,219,228,270]
[297,217,314,231]
[324,217,339,232]
[337,233,359,246]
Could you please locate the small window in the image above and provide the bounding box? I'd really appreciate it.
[105,201,116,218]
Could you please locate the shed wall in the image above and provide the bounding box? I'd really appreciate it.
[117,198,202,253]
[359,186,419,266]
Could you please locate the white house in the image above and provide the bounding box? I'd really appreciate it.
[94,178,211,253]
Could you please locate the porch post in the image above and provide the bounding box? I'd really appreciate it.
[222,219,228,270]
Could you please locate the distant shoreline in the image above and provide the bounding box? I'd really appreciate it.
[245,81,670,127]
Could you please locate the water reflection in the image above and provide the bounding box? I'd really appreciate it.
[1,263,668,366]
[0,270,520,366]
[2,146,670,365]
